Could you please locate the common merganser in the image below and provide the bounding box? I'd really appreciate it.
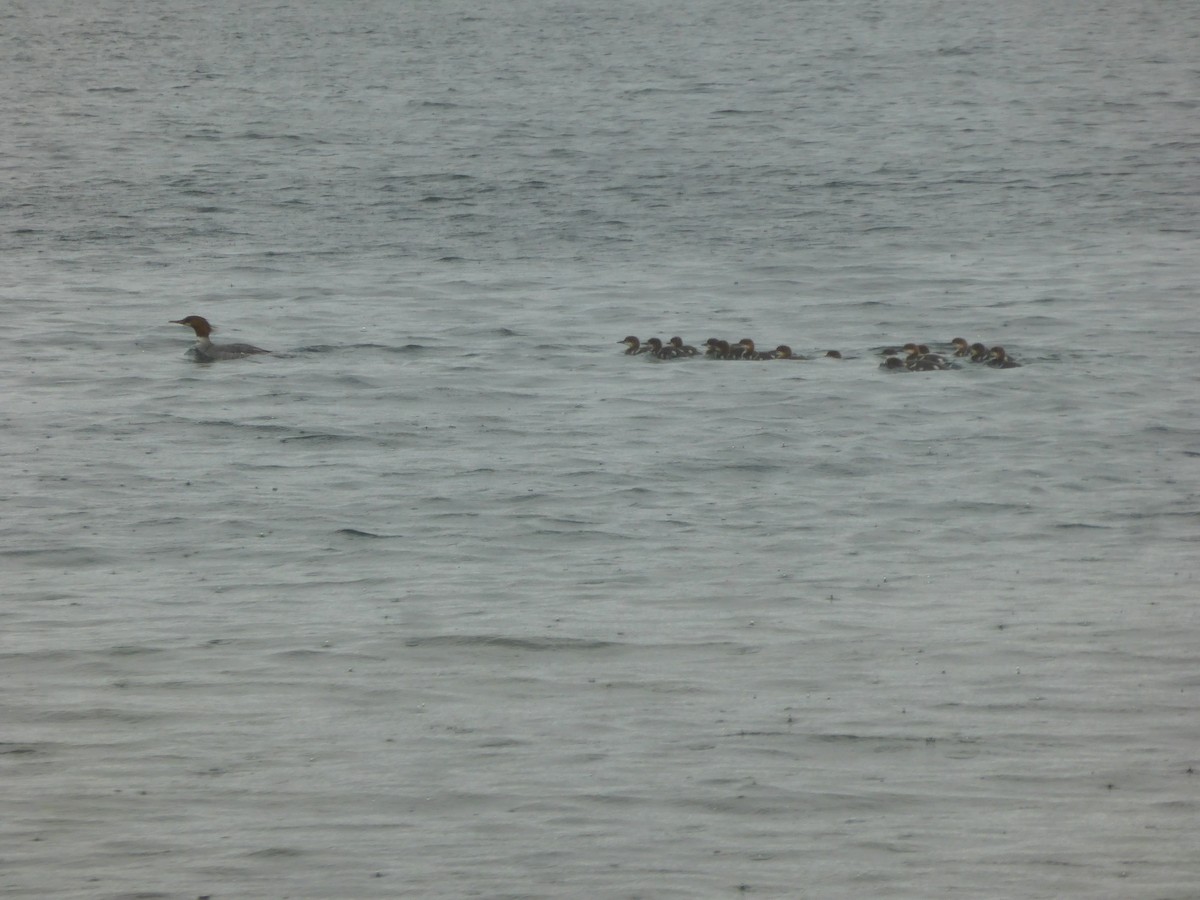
[880,357,907,371]
[711,339,736,359]
[771,345,806,360]
[171,315,269,361]
[823,350,843,359]
[619,336,647,355]
[951,337,971,357]
[643,337,680,359]
[736,338,770,360]
[668,336,699,356]
[963,342,986,362]
[902,343,949,370]
[988,346,1021,368]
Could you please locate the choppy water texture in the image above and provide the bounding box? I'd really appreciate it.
[3,1,1199,897]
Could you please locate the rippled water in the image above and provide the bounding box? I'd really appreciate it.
[3,1,1198,897]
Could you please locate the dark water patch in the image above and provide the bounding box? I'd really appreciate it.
[107,645,164,657]
[245,847,305,858]
[0,546,111,566]
[0,743,43,756]
[277,432,371,444]
[40,708,171,724]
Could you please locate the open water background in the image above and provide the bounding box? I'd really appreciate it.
[2,1,1199,897]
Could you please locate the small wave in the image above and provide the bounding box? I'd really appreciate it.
[403,634,619,652]
[335,528,403,539]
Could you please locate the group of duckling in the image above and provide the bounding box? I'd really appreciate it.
[619,336,844,361]
[879,338,1020,371]
[619,335,1021,369]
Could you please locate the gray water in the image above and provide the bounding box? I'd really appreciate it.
[3,2,1199,898]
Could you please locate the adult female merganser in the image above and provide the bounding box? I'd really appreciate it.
[988,346,1021,368]
[171,315,269,361]
[668,336,699,356]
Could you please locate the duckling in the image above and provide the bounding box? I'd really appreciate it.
[736,338,771,360]
[771,345,808,360]
[643,337,680,359]
[902,343,950,370]
[668,336,699,356]
[988,346,1021,368]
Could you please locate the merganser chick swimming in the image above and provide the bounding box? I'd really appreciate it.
[771,345,807,360]
[737,338,770,360]
[668,336,699,356]
[172,315,269,361]
[968,342,990,362]
[988,346,1021,368]
[643,337,680,359]
[951,337,971,357]
[619,336,647,355]
[901,343,950,371]
[880,356,907,371]
[823,350,843,359]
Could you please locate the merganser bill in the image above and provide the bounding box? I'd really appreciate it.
[172,315,269,361]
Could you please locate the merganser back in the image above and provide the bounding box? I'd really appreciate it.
[172,315,269,361]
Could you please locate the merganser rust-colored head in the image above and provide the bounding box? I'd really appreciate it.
[171,315,214,338]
